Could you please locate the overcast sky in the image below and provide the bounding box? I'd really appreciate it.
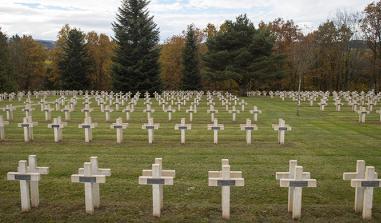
[0,0,371,41]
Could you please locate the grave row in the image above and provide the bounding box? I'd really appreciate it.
[1,115,292,145]
[7,156,380,220]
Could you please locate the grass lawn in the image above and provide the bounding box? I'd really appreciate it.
[1,95,381,222]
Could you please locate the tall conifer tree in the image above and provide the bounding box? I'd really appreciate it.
[182,25,202,90]
[59,28,91,90]
[112,0,162,93]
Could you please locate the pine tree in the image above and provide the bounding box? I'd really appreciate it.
[182,25,202,90]
[112,0,162,93]
[204,15,283,96]
[59,28,91,90]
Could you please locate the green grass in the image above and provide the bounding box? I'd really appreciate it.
[1,95,381,222]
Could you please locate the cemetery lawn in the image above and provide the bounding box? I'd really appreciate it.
[1,96,381,223]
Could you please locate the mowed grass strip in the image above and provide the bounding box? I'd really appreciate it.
[0,96,381,222]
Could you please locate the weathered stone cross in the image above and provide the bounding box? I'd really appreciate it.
[78,117,98,143]
[207,118,224,144]
[357,106,370,123]
[277,163,317,219]
[208,159,244,219]
[272,118,292,144]
[110,117,128,144]
[123,105,134,121]
[18,116,38,142]
[71,159,110,214]
[174,118,191,144]
[139,158,175,217]
[142,118,160,144]
[249,106,262,122]
[228,105,240,122]
[0,115,9,140]
[207,105,218,122]
[3,104,15,120]
[240,119,258,144]
[7,155,49,211]
[48,117,67,142]
[164,105,176,121]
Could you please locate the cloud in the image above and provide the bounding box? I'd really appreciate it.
[0,0,371,41]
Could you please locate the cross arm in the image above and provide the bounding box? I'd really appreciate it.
[276,172,310,180]
[142,169,175,177]
[27,167,49,175]
[208,171,242,178]
[78,168,111,176]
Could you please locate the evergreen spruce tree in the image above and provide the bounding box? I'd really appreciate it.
[112,0,162,93]
[59,28,91,90]
[204,14,282,96]
[182,24,202,90]
[0,29,15,92]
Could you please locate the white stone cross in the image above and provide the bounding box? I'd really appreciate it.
[335,99,343,112]
[26,155,49,208]
[349,166,381,219]
[61,105,73,121]
[22,104,34,117]
[123,105,134,121]
[207,118,224,144]
[228,106,240,122]
[278,164,317,219]
[142,118,160,144]
[143,104,155,120]
[3,104,15,120]
[318,99,327,111]
[139,158,175,217]
[343,160,366,213]
[0,115,9,140]
[239,99,247,111]
[77,157,111,211]
[81,104,93,118]
[208,159,244,219]
[249,106,262,122]
[71,161,109,214]
[357,107,370,123]
[110,118,128,143]
[176,100,183,111]
[240,119,258,144]
[174,118,191,144]
[272,119,292,144]
[276,160,311,213]
[164,105,176,121]
[78,117,98,143]
[39,99,46,111]
[7,155,49,211]
[207,105,218,122]
[18,116,38,142]
[103,105,113,122]
[186,105,196,122]
[43,104,53,121]
[48,117,67,142]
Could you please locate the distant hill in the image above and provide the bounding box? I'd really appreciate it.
[36,40,55,49]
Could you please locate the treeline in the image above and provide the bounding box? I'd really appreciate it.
[0,0,380,94]
[0,25,114,91]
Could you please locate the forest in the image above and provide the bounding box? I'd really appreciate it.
[0,0,380,94]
